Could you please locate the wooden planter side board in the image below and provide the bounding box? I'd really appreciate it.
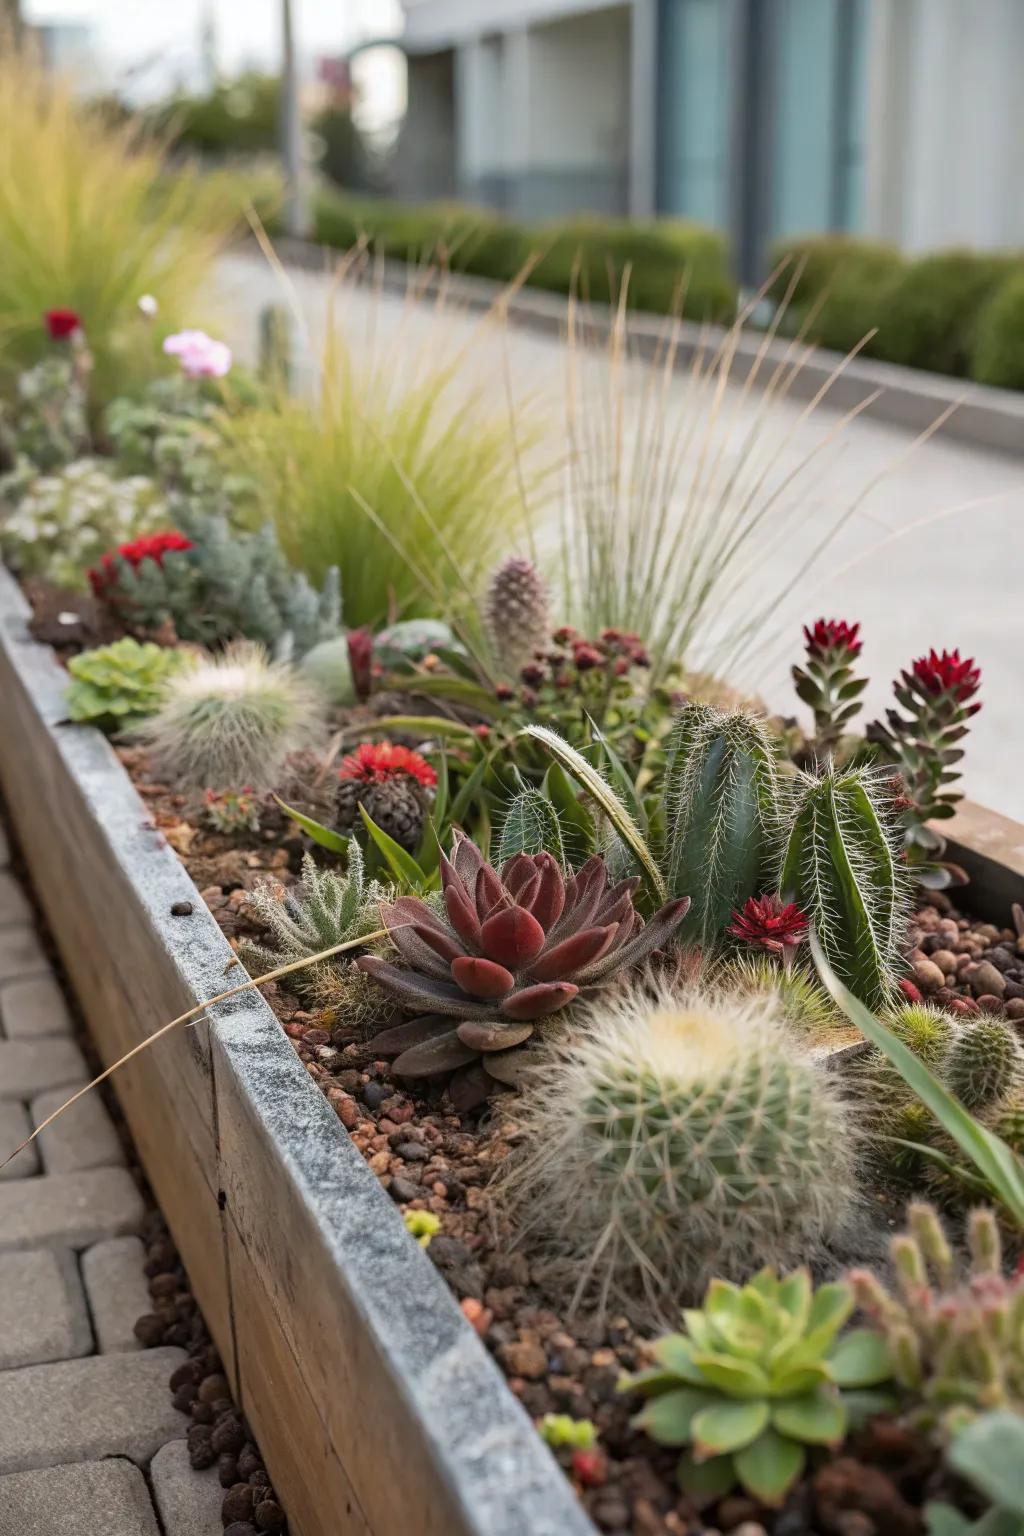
[0,564,595,1536]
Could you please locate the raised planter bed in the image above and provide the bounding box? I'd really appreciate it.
[0,561,595,1536]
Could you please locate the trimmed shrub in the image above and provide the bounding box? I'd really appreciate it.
[872,250,1021,377]
[769,235,905,356]
[971,270,1024,389]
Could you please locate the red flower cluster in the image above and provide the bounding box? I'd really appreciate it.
[910,648,981,704]
[728,894,809,956]
[88,531,194,598]
[804,618,862,660]
[44,308,82,340]
[508,626,650,707]
[338,741,437,788]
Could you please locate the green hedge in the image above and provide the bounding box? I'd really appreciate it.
[772,234,1024,383]
[312,189,737,323]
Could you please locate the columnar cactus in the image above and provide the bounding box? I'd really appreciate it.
[484,556,551,675]
[663,704,780,947]
[499,977,857,1324]
[945,1017,1022,1110]
[780,763,908,1009]
[792,618,866,758]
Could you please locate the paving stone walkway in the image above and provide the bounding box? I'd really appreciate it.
[0,816,223,1535]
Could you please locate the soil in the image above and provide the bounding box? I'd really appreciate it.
[99,747,1019,1536]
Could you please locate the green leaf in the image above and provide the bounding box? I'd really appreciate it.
[634,1388,716,1446]
[811,932,1024,1230]
[541,761,596,866]
[647,1334,707,1386]
[358,804,428,891]
[842,1388,901,1427]
[399,673,503,716]
[523,724,667,899]
[677,1451,737,1499]
[691,1399,770,1456]
[772,1388,846,1446]
[275,797,350,855]
[827,1329,893,1389]
[691,1353,770,1399]
[733,1428,806,1506]
[948,1411,1024,1514]
[363,714,481,741]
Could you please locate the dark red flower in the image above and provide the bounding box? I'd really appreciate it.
[495,682,515,703]
[346,628,373,701]
[338,741,437,788]
[571,1449,607,1488]
[88,530,193,597]
[44,308,82,340]
[520,662,547,688]
[803,618,862,660]
[728,894,809,956]
[553,626,577,645]
[910,648,981,704]
[573,643,605,673]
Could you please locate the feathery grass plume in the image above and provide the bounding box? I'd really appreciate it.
[945,1017,1023,1112]
[484,556,551,676]
[497,973,858,1326]
[0,51,237,408]
[663,703,781,945]
[719,952,839,1037]
[138,642,323,791]
[780,762,910,1010]
[239,845,388,1002]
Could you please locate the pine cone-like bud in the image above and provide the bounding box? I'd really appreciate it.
[485,557,551,675]
[336,777,428,853]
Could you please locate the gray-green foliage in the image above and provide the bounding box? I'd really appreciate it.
[95,503,341,659]
[0,357,88,473]
[780,764,908,1009]
[0,459,165,589]
[497,787,566,866]
[663,704,780,945]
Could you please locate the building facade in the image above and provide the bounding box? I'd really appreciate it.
[397,0,1024,279]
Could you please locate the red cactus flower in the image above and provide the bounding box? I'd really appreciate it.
[553,626,577,645]
[520,662,547,688]
[338,741,437,789]
[88,531,194,597]
[804,618,862,660]
[573,643,605,672]
[898,978,923,1005]
[910,648,981,704]
[44,307,82,340]
[728,894,809,956]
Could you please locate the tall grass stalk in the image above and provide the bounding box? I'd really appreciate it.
[0,51,237,406]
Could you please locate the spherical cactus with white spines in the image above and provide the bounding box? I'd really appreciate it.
[499,977,856,1324]
[484,555,551,675]
[945,1016,1022,1110]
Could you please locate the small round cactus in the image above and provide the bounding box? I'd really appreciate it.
[499,976,856,1324]
[720,952,838,1036]
[484,555,551,675]
[945,1017,1022,1110]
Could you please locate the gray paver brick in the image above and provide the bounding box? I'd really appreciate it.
[0,1347,187,1474]
[81,1236,151,1352]
[0,1249,92,1369]
[0,974,72,1038]
[0,1168,144,1251]
[0,1457,161,1534]
[0,927,49,984]
[150,1440,225,1535]
[32,1084,124,1172]
[0,1100,38,1180]
[0,1038,87,1100]
[0,871,32,927]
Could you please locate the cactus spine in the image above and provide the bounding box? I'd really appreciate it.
[484,556,551,674]
[663,704,780,947]
[499,977,856,1325]
[946,1017,1022,1110]
[780,763,908,1008]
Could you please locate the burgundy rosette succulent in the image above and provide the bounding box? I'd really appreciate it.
[359,831,690,1104]
[727,894,809,961]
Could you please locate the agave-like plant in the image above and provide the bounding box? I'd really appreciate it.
[359,830,690,1104]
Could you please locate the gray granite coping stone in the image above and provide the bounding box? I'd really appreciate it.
[0,1458,160,1536]
[0,1248,92,1369]
[150,1440,224,1535]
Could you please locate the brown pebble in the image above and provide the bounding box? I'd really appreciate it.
[497,1340,547,1379]
[255,1500,286,1533]
[237,1445,264,1479]
[169,1359,201,1392]
[211,1416,246,1455]
[978,994,1005,1014]
[223,1525,258,1536]
[172,1382,196,1413]
[972,961,1007,999]
[913,958,945,993]
[198,1372,231,1403]
[931,949,957,975]
[133,1314,166,1347]
[170,900,194,916]
[218,1453,239,1488]
[1007,999,1024,1021]
[222,1484,256,1523]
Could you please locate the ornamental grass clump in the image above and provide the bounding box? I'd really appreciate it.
[622,1268,892,1505]
[360,831,689,1105]
[499,976,859,1323]
[138,643,323,791]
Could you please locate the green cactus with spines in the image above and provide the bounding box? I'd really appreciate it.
[984,1092,1024,1156]
[945,1017,1022,1111]
[853,1003,957,1107]
[663,703,781,947]
[719,952,839,1036]
[780,763,909,1010]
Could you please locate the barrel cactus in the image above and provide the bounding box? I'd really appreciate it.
[946,1017,1022,1110]
[780,763,909,1009]
[499,976,857,1324]
[663,704,780,947]
[485,556,551,675]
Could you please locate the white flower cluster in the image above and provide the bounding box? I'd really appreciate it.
[0,458,166,590]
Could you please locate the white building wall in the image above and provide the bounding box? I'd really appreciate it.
[525,8,630,173]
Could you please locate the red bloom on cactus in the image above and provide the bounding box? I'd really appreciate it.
[88,531,193,596]
[572,643,605,672]
[338,741,437,788]
[803,618,862,659]
[44,308,82,340]
[910,648,981,703]
[728,894,809,955]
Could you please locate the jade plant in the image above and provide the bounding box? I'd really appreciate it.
[792,618,866,760]
[65,637,190,734]
[360,831,690,1105]
[622,1267,892,1505]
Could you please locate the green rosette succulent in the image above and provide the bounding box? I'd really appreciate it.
[64,638,190,734]
[622,1267,893,1506]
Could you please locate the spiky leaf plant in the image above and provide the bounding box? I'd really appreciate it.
[138,643,323,791]
[663,704,780,946]
[485,556,551,676]
[497,787,566,867]
[945,1017,1022,1112]
[780,764,909,1010]
[498,975,859,1325]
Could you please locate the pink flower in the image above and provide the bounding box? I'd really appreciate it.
[163,329,232,379]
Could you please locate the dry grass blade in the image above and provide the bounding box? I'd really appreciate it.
[0,927,393,1172]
